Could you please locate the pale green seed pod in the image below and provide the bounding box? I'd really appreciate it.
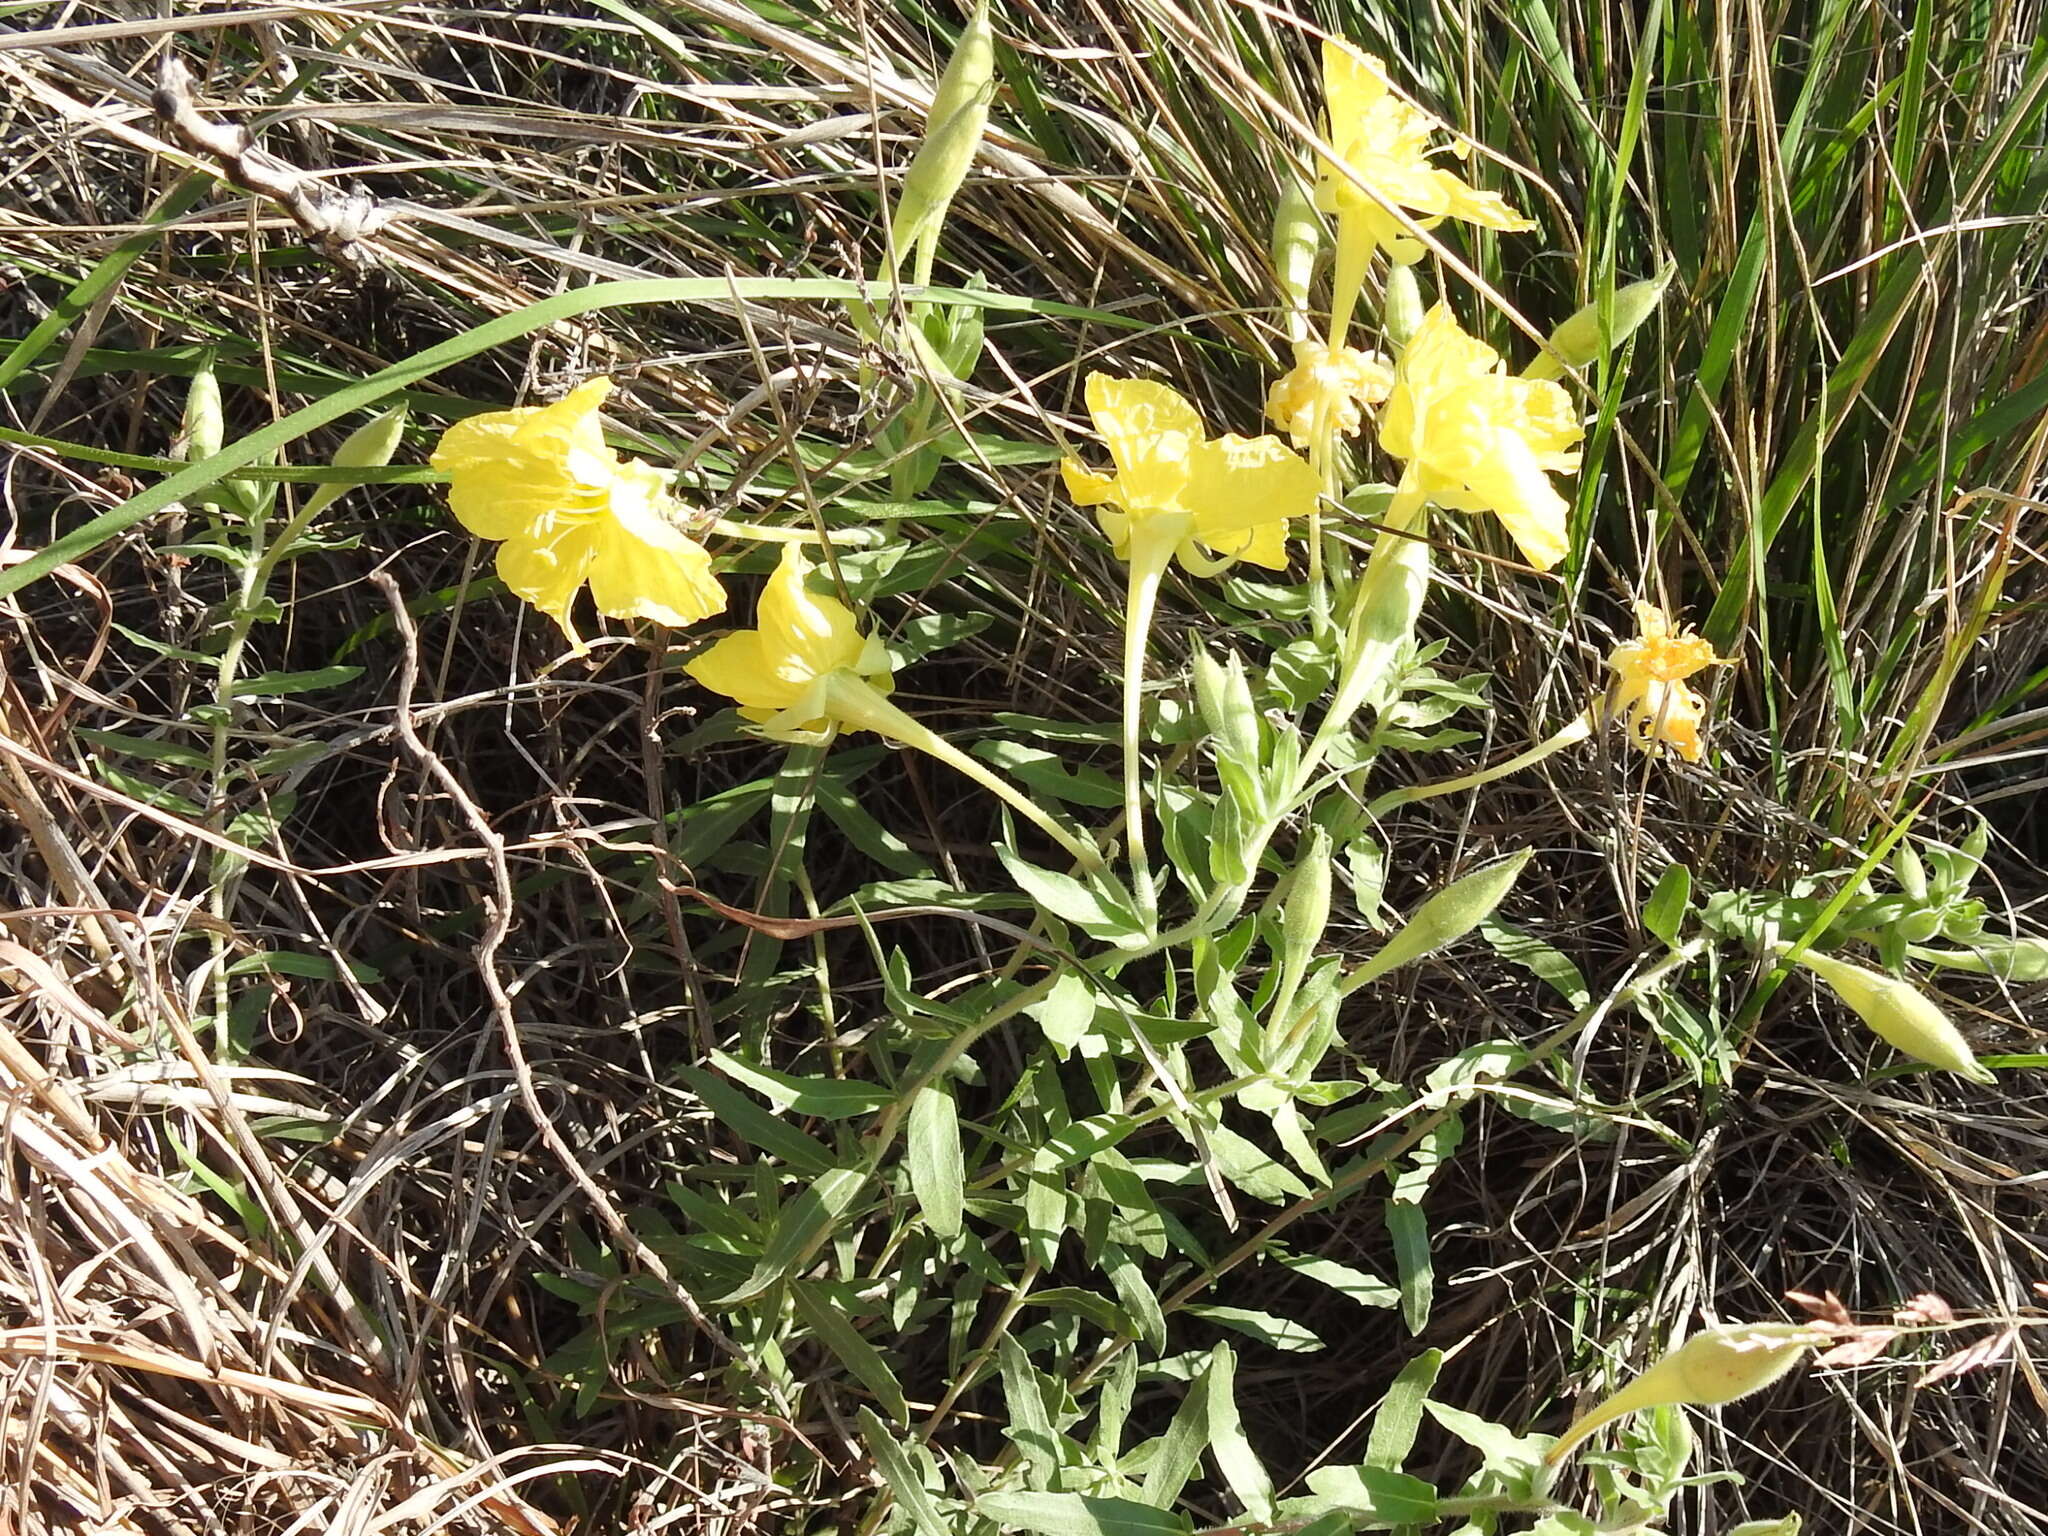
[1524,264,1674,380]
[889,0,995,274]
[1797,949,1995,1083]
[1545,1323,1822,1465]
[1381,263,1424,349]
[1270,176,1321,340]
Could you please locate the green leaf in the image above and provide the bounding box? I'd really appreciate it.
[716,1165,866,1305]
[1277,1253,1399,1310]
[1029,970,1102,1055]
[1421,1400,1550,1475]
[858,1408,953,1536]
[1296,1464,1439,1526]
[1386,1200,1432,1336]
[1344,851,1533,993]
[1481,919,1590,1007]
[711,1051,893,1119]
[907,1085,964,1238]
[790,1281,909,1424]
[1202,1342,1275,1522]
[1138,1367,1211,1509]
[678,1066,837,1176]
[975,741,1124,808]
[1000,1335,1065,1488]
[1643,863,1693,947]
[1024,1286,1136,1339]
[1199,1120,1309,1203]
[227,665,363,698]
[223,949,379,983]
[977,1493,1191,1536]
[997,849,1146,947]
[1364,1349,1442,1471]
[1185,1306,1322,1353]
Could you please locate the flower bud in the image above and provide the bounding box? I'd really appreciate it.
[1270,176,1321,340]
[1891,841,1928,901]
[1545,1323,1822,1464]
[1796,949,1995,1083]
[1280,825,1334,971]
[1190,645,1263,772]
[177,354,225,465]
[1524,264,1673,380]
[889,0,995,271]
[1381,262,1424,348]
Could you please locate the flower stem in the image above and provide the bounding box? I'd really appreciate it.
[1118,517,1186,926]
[820,674,1104,871]
[1367,709,1597,816]
[705,518,880,547]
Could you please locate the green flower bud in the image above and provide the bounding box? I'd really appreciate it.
[1524,264,1673,380]
[889,0,995,275]
[1280,825,1334,971]
[1270,176,1321,339]
[1381,263,1424,348]
[1191,645,1262,772]
[1891,841,1929,901]
[1545,1323,1823,1465]
[1797,949,1995,1083]
[177,353,225,466]
[298,405,409,522]
[1913,936,2048,982]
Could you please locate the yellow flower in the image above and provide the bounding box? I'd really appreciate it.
[1545,1323,1825,1465]
[1380,304,1583,570]
[1604,602,1728,762]
[1060,375,1321,574]
[686,547,1105,869]
[1265,341,1393,449]
[1315,40,1536,264]
[430,378,724,646]
[684,544,893,743]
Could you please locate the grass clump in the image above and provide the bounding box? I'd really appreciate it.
[1,2,2045,1533]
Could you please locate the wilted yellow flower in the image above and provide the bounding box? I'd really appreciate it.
[430,378,725,646]
[1380,305,1583,570]
[1315,40,1535,264]
[1546,1323,1826,1465]
[1061,375,1320,574]
[1796,950,1995,1083]
[1603,602,1729,762]
[684,544,893,743]
[1265,341,1393,449]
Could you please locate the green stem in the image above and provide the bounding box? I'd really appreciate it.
[1368,708,1597,815]
[704,517,880,546]
[1117,517,1186,925]
[820,674,1104,871]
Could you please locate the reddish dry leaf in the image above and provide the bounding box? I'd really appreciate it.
[1787,1289,1854,1329]
[1917,1327,2017,1388]
[1895,1292,1956,1326]
[1815,1329,1899,1368]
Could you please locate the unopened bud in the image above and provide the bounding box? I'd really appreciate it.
[1797,949,1995,1083]
[1525,264,1673,380]
[178,353,225,466]
[1271,176,1321,339]
[889,0,995,271]
[1545,1323,1822,1464]
[1381,263,1424,349]
[1281,826,1334,967]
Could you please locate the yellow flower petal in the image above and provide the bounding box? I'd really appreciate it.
[496,523,597,644]
[431,377,733,641]
[1060,458,1120,508]
[1380,305,1582,569]
[687,545,892,731]
[1083,374,1202,515]
[1315,40,1535,246]
[1181,433,1320,569]
[1603,604,1730,760]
